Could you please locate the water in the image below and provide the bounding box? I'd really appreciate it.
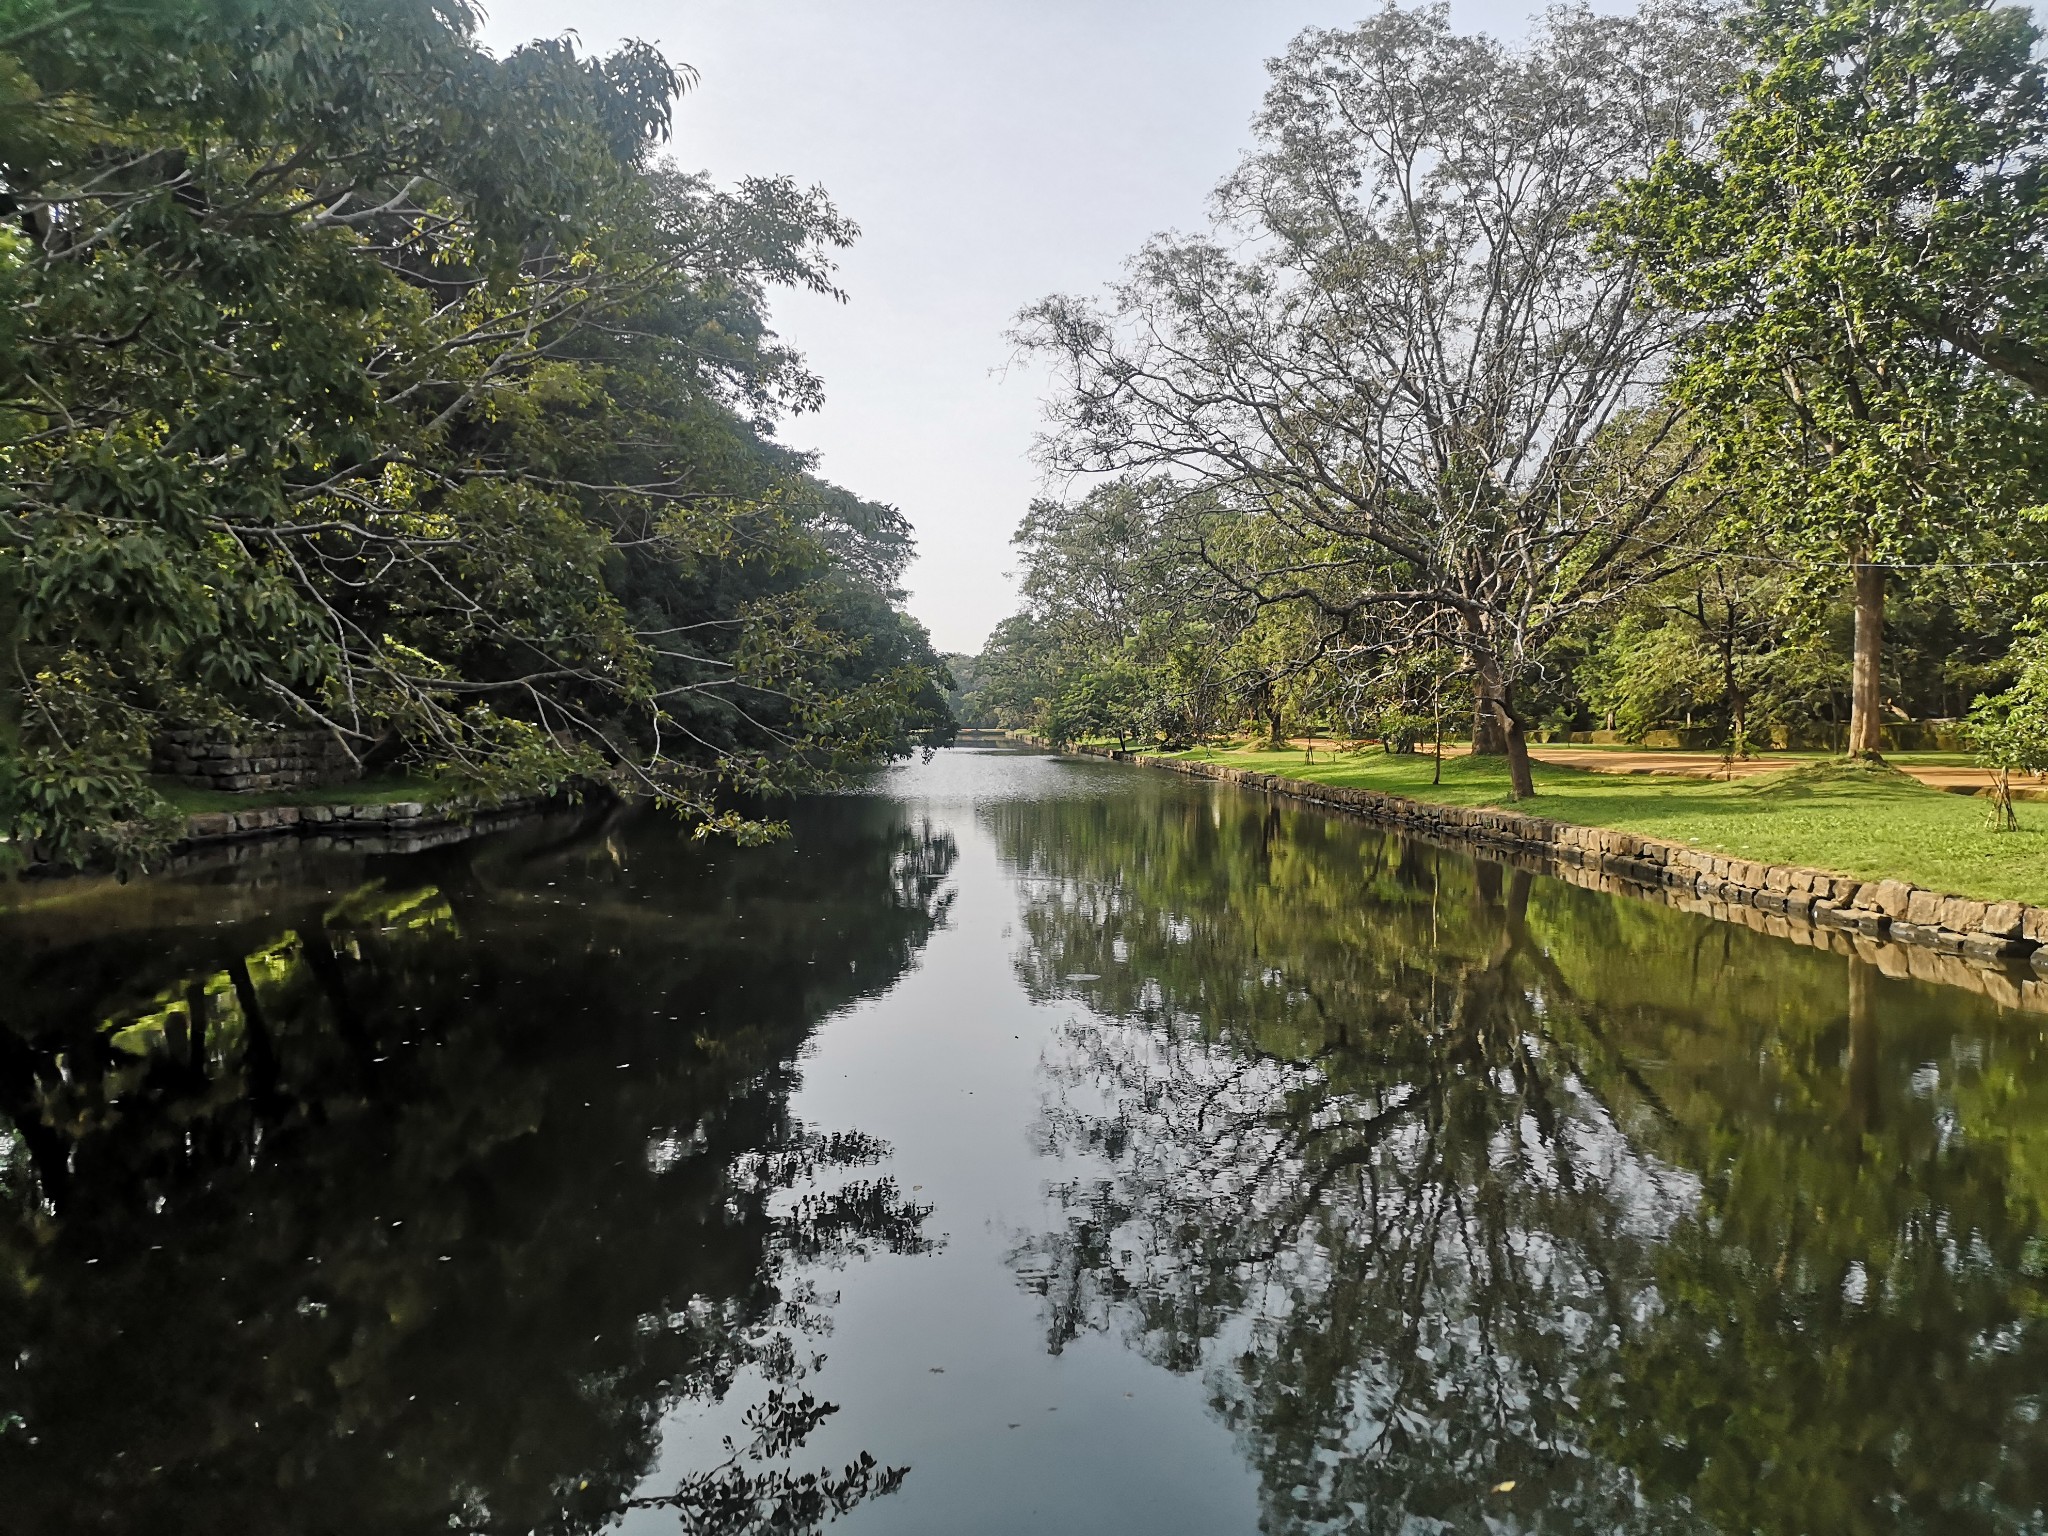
[5,746,2048,1535]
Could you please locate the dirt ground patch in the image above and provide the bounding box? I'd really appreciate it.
[1280,740,2026,794]
[1519,748,2021,793]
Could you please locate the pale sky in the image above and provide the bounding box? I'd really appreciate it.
[477,0,1543,654]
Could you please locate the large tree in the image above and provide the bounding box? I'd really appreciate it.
[1605,0,2048,757]
[0,0,949,870]
[1017,2,1734,798]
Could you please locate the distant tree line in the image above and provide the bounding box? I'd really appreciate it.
[0,0,952,871]
[965,0,2048,800]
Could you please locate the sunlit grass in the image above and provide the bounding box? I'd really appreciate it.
[1167,745,2048,905]
[150,774,445,814]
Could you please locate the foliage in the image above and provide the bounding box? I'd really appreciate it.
[1577,567,1850,746]
[1603,0,2048,754]
[1970,635,2048,774]
[1968,608,2048,824]
[0,0,950,872]
[938,651,989,727]
[1368,707,1433,754]
[1016,3,1738,797]
[1045,662,1150,750]
[972,478,1241,746]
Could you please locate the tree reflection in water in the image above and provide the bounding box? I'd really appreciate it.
[0,801,956,1536]
[990,780,2048,1535]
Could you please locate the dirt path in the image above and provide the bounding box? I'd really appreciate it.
[1520,748,2002,791]
[1284,739,2006,792]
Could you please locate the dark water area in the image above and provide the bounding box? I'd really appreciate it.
[5,747,2048,1535]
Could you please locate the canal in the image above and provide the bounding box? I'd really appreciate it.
[4,745,2047,1534]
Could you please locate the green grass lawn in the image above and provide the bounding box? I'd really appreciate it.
[1167,746,2048,905]
[151,774,445,814]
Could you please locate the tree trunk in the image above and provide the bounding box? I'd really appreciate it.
[1720,596,1743,758]
[1471,651,1530,795]
[1472,695,1508,755]
[1476,680,1535,800]
[1848,557,1885,758]
[1499,702,1534,801]
[1991,766,2020,832]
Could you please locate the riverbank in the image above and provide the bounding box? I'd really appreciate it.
[1166,745,2048,905]
[169,791,551,856]
[1029,740,2048,1013]
[11,782,555,879]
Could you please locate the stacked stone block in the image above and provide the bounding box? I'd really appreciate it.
[153,727,360,793]
[173,795,547,859]
[1083,747,2048,989]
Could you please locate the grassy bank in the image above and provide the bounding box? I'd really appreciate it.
[1165,746,2048,906]
[151,775,445,814]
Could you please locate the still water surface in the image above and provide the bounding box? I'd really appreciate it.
[5,747,2048,1534]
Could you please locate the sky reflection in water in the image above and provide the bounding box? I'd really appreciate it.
[3,747,2047,1535]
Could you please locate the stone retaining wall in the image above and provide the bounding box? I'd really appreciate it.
[153,727,360,794]
[176,795,543,853]
[13,793,553,879]
[1078,747,2048,1010]
[165,796,551,866]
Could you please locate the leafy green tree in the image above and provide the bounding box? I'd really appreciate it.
[937,651,990,726]
[1011,479,1183,656]
[1969,612,2048,825]
[1577,566,1850,748]
[972,477,1242,745]
[1605,0,2048,759]
[0,0,664,862]
[1046,661,1150,750]
[1018,4,1735,799]
[969,612,1065,731]
[1670,0,2048,408]
[0,0,949,871]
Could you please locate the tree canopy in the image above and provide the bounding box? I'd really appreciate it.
[1015,2,1737,796]
[1604,0,2048,756]
[0,0,951,871]
[971,0,2048,787]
